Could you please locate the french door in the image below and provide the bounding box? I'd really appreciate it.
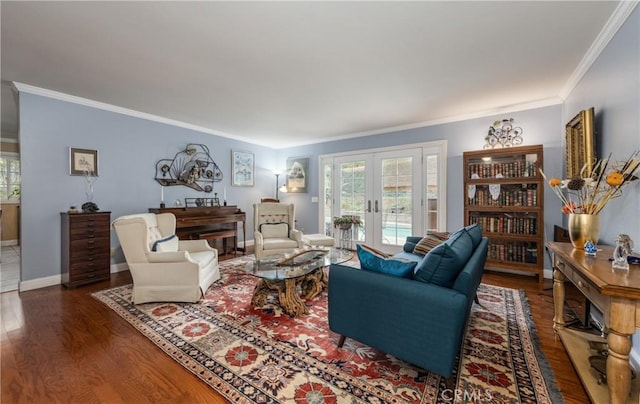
[322,143,444,252]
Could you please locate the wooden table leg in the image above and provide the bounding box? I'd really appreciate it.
[553,268,566,334]
[607,297,635,404]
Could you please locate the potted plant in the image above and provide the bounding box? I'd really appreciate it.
[333,216,363,230]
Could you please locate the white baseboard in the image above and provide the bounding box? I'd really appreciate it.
[19,274,61,292]
[1,240,19,247]
[110,262,129,273]
[486,267,553,279]
[17,263,128,292]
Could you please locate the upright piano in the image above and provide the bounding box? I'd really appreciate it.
[149,206,246,255]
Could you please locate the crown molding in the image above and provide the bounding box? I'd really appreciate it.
[11,82,269,146]
[14,81,561,149]
[285,97,563,149]
[559,1,639,100]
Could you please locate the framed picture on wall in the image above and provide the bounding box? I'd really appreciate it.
[565,107,595,178]
[231,150,254,187]
[285,157,309,193]
[69,148,98,176]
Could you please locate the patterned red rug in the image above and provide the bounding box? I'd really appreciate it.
[93,255,563,403]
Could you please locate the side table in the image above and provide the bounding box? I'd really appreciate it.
[547,242,640,403]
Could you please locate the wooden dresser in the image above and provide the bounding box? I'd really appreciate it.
[61,212,111,287]
[547,242,640,403]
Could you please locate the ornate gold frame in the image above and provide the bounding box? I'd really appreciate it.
[565,107,595,178]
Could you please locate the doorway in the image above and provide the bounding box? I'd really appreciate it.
[320,140,447,252]
[1,81,21,292]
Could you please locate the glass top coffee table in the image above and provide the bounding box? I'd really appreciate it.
[244,248,353,316]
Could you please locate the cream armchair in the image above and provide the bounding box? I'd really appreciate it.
[112,212,220,304]
[253,202,304,259]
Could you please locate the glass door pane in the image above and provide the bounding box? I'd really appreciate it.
[339,159,367,246]
[380,157,413,246]
[322,162,332,236]
[425,154,439,231]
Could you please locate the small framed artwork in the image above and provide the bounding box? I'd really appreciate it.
[231,150,255,187]
[565,107,595,178]
[285,157,309,193]
[69,148,98,176]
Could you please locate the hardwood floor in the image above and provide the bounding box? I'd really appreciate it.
[2,255,590,403]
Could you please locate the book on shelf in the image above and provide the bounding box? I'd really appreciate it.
[467,160,538,179]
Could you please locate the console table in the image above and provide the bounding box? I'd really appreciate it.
[149,206,246,255]
[547,242,640,403]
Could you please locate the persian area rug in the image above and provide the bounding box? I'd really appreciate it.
[93,256,563,403]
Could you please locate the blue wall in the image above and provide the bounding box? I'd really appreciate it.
[564,6,640,246]
[17,7,638,298]
[19,91,563,284]
[19,94,276,282]
[563,6,640,365]
[278,107,564,241]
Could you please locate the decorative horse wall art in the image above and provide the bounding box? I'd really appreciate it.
[155,144,223,192]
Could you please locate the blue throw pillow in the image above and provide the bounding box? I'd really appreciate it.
[414,228,473,287]
[446,228,473,263]
[464,224,482,248]
[403,236,423,253]
[356,244,416,278]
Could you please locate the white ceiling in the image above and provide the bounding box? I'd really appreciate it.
[0,1,629,148]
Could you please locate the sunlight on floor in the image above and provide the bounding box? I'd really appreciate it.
[1,245,20,293]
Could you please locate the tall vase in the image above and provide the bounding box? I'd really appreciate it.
[568,213,600,249]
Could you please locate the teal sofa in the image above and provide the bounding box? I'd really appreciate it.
[328,224,488,377]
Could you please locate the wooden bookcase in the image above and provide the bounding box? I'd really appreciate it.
[463,145,544,289]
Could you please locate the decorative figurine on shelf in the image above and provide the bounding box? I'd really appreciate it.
[584,240,597,257]
[612,234,634,270]
[82,169,100,212]
[81,201,99,213]
[212,193,220,207]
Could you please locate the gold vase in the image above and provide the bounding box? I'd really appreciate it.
[568,213,600,249]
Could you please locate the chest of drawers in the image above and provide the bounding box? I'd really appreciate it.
[61,212,111,287]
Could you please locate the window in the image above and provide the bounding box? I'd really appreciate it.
[0,153,21,202]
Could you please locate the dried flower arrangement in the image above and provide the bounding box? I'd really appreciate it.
[540,151,640,215]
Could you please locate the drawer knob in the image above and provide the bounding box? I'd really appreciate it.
[578,280,588,290]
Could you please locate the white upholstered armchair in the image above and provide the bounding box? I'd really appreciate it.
[253,203,304,259]
[112,213,220,304]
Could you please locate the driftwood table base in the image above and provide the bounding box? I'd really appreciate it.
[250,268,327,316]
[300,268,328,300]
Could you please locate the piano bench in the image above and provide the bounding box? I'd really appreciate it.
[197,230,238,255]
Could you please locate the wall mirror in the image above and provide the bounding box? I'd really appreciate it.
[565,107,595,178]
